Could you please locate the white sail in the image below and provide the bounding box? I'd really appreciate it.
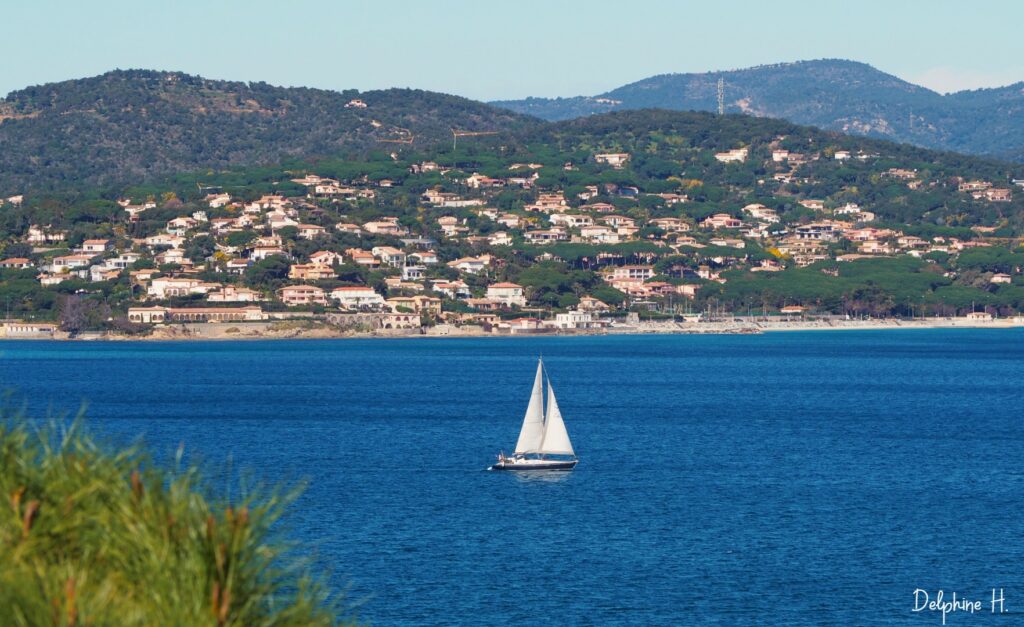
[539,377,575,456]
[514,360,545,454]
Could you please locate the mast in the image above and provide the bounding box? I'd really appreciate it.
[514,359,545,454]
[538,368,575,456]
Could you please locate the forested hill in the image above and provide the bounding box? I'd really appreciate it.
[0,70,538,192]
[492,59,1024,162]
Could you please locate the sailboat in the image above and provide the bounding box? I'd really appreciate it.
[490,358,578,471]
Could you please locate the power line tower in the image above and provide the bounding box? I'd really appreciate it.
[717,78,725,116]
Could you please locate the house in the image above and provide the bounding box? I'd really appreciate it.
[335,222,363,235]
[409,250,439,265]
[798,199,825,211]
[276,285,327,306]
[81,239,111,254]
[0,258,33,269]
[701,214,743,229]
[498,317,547,333]
[346,249,380,267]
[402,265,425,281]
[579,225,620,244]
[380,313,420,329]
[51,254,95,271]
[207,286,265,302]
[267,211,298,230]
[833,150,851,160]
[26,226,67,244]
[496,214,521,228]
[605,265,655,281]
[488,232,514,246]
[991,273,1013,284]
[166,217,198,235]
[431,280,471,299]
[579,295,613,311]
[984,188,1012,202]
[386,295,442,315]
[363,218,406,235]
[371,246,406,268]
[794,222,843,241]
[38,274,71,287]
[523,229,568,245]
[526,193,568,213]
[145,233,185,249]
[743,204,780,223]
[714,148,748,163]
[330,286,386,309]
[249,246,288,261]
[205,193,232,208]
[958,180,991,192]
[551,311,605,329]
[225,258,252,274]
[288,263,336,281]
[601,215,635,229]
[447,255,492,274]
[650,217,691,232]
[965,311,993,321]
[772,150,790,162]
[594,153,630,168]
[549,214,594,228]
[297,224,327,239]
[486,282,526,307]
[148,277,218,299]
[309,250,344,266]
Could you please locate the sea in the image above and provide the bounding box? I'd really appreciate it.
[0,330,1022,626]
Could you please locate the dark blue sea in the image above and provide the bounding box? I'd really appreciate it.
[1,330,1022,625]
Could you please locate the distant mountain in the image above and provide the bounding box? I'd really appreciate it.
[491,59,1024,162]
[0,70,537,192]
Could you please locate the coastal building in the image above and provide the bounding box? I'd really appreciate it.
[0,321,57,338]
[330,286,386,309]
[485,282,527,307]
[148,277,219,299]
[276,285,327,306]
[127,306,265,324]
[206,286,265,302]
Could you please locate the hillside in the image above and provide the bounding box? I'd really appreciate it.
[492,59,1024,162]
[3,106,1024,332]
[0,70,537,193]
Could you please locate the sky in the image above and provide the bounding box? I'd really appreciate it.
[2,0,1023,100]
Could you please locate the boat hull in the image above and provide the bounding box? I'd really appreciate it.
[489,458,578,471]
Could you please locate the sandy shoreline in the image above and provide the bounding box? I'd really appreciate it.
[5,317,1023,342]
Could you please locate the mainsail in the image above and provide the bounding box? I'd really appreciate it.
[539,374,575,456]
[514,360,546,453]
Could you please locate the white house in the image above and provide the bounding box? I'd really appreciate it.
[485,282,526,307]
[330,286,386,309]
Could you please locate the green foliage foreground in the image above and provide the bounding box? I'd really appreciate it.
[0,410,345,626]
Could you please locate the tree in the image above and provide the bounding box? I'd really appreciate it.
[0,410,343,624]
[226,230,256,248]
[57,295,110,335]
[245,255,291,290]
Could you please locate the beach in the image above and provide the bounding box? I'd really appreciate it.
[12,315,1019,341]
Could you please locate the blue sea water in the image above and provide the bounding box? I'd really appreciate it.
[0,330,1022,625]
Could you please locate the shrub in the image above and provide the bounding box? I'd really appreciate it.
[0,409,347,626]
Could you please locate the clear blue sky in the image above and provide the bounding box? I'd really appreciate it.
[3,0,1023,100]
